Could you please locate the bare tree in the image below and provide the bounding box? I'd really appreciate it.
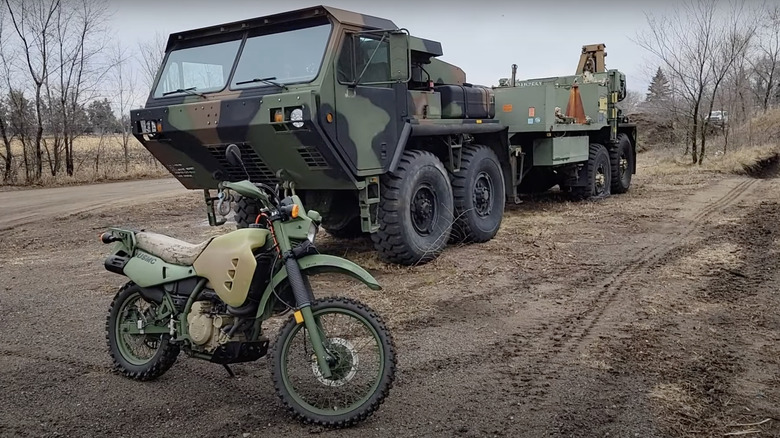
[698,5,755,163]
[637,0,756,164]
[109,42,136,171]
[750,4,780,113]
[137,31,166,92]
[5,0,60,181]
[55,0,110,176]
[616,90,644,115]
[0,7,14,183]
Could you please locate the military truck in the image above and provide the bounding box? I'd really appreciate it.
[131,6,636,266]
[495,44,637,199]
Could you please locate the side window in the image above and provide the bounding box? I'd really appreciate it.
[337,34,391,85]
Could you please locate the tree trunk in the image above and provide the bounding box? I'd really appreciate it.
[65,136,74,176]
[33,85,44,181]
[0,116,12,183]
[698,122,707,165]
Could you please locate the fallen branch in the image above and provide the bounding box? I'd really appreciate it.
[720,267,748,278]
[729,418,773,427]
[724,430,761,436]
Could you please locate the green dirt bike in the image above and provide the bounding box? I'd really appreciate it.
[100,145,395,427]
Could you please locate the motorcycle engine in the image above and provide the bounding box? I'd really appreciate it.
[186,301,233,352]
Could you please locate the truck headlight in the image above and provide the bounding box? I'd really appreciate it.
[290,108,304,128]
[307,222,319,243]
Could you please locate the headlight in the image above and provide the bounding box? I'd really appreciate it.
[307,222,319,243]
[290,108,304,128]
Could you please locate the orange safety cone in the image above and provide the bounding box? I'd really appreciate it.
[565,84,587,124]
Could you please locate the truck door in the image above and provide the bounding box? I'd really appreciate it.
[333,31,407,174]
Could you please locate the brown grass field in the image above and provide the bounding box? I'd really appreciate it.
[1,135,169,188]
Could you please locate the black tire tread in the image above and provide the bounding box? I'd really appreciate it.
[105,282,179,381]
[571,143,611,200]
[450,144,505,243]
[270,297,396,428]
[610,133,633,194]
[371,150,452,265]
[233,196,262,228]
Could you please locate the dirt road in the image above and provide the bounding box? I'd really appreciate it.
[1,160,779,437]
[0,178,186,231]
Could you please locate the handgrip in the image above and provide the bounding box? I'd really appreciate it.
[100,233,122,244]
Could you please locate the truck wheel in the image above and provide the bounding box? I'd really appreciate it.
[572,144,611,200]
[450,145,505,243]
[323,217,364,239]
[372,150,454,265]
[233,196,262,228]
[610,133,633,194]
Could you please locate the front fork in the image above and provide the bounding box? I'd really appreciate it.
[284,256,333,379]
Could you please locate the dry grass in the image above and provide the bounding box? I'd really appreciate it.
[1,135,169,188]
[637,108,780,183]
[638,142,780,184]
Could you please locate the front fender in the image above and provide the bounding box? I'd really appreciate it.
[257,254,381,317]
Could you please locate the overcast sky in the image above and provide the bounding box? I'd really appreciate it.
[112,0,670,94]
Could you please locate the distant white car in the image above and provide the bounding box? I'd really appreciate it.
[708,110,729,126]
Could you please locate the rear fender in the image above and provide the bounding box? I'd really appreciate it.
[256,254,381,318]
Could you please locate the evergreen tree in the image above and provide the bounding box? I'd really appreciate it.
[646,67,671,103]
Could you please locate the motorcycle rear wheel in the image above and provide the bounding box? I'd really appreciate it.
[270,297,396,427]
[106,282,179,381]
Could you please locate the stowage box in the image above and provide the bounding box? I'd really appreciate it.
[436,85,496,119]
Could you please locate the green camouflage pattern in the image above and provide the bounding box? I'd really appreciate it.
[131,5,490,192]
[493,70,627,140]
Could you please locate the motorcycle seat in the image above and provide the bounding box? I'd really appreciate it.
[135,232,213,266]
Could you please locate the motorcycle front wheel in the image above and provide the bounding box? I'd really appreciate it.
[270,297,396,427]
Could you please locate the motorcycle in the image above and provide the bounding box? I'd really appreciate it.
[100,144,395,427]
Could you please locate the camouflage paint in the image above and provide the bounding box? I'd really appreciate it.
[131,5,491,193]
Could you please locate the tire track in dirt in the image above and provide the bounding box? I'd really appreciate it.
[503,178,758,397]
[397,179,759,386]
[559,178,759,352]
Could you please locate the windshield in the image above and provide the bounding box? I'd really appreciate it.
[153,39,242,98]
[231,23,331,89]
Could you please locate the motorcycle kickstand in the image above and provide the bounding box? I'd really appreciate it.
[222,364,236,378]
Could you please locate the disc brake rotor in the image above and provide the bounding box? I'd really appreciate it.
[310,338,359,387]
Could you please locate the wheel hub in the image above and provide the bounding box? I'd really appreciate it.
[411,185,437,235]
[595,163,607,194]
[310,338,359,387]
[472,172,494,217]
[620,154,629,177]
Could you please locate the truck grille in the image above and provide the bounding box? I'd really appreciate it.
[207,143,279,185]
[297,146,330,169]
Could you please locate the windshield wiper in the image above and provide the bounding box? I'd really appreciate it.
[235,76,288,90]
[162,87,206,98]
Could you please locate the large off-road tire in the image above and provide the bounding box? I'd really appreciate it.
[233,196,262,228]
[372,150,454,265]
[270,297,396,428]
[106,282,179,381]
[571,143,612,200]
[450,145,506,243]
[610,133,634,194]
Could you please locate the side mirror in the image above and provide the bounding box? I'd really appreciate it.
[389,32,410,82]
[225,144,243,167]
